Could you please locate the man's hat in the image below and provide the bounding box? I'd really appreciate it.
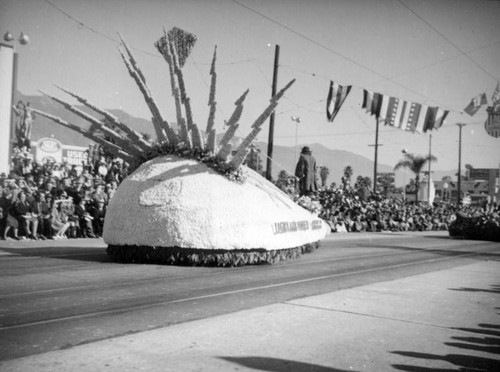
[301,146,312,154]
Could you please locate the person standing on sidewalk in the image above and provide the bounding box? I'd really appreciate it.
[295,146,318,197]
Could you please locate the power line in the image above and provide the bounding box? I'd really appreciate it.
[232,0,500,113]
[43,0,113,45]
[230,0,457,108]
[42,0,261,66]
[397,0,497,79]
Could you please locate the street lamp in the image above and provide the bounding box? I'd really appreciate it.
[4,31,30,45]
[427,133,432,204]
[1,30,29,175]
[456,123,466,206]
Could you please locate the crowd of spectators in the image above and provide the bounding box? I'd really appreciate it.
[279,169,499,236]
[2,144,499,241]
[0,145,127,240]
[306,184,499,234]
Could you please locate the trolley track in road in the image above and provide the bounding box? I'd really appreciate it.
[0,239,494,301]
[1,241,498,330]
[0,233,499,361]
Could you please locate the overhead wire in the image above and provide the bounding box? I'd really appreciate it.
[397,0,498,80]
[42,0,498,160]
[230,0,458,109]
[231,0,499,115]
[42,0,261,66]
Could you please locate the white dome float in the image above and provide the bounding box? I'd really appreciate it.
[33,28,330,266]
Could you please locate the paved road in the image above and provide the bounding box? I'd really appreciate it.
[0,231,498,362]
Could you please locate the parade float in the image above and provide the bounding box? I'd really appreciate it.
[33,28,330,266]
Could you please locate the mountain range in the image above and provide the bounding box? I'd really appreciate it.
[19,92,455,185]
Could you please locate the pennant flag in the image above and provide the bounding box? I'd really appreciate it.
[381,96,400,126]
[393,100,410,129]
[414,104,429,133]
[361,90,384,118]
[326,81,351,122]
[362,90,373,114]
[485,121,500,138]
[422,106,438,132]
[405,103,422,132]
[492,81,500,106]
[463,93,487,116]
[485,105,500,138]
[362,89,449,133]
[432,108,449,130]
[372,92,384,118]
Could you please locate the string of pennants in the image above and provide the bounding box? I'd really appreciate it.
[326,80,500,138]
[326,81,448,133]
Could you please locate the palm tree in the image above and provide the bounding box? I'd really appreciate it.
[319,166,330,187]
[354,175,371,201]
[342,165,353,189]
[394,153,437,202]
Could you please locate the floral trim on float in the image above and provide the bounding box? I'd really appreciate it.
[33,27,330,266]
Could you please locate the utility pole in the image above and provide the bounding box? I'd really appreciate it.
[368,117,383,193]
[265,44,280,181]
[457,123,466,205]
[427,133,432,202]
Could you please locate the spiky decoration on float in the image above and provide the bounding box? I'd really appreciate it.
[33,28,329,266]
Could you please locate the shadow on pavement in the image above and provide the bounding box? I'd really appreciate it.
[450,284,500,294]
[391,285,500,372]
[218,356,354,372]
[358,243,500,260]
[0,246,112,263]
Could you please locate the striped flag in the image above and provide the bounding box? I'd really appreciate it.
[432,108,449,130]
[380,96,400,126]
[463,93,487,116]
[362,89,449,133]
[362,90,374,114]
[405,103,422,132]
[492,81,500,105]
[326,81,351,122]
[362,90,384,118]
[485,106,500,138]
[423,107,438,132]
[413,104,429,133]
[492,81,500,103]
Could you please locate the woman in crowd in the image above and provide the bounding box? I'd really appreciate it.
[0,186,20,240]
[11,190,39,240]
[50,200,70,239]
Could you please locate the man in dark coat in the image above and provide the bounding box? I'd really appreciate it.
[295,146,318,196]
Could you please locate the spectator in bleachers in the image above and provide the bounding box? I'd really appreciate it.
[74,197,96,238]
[90,200,106,237]
[51,200,70,239]
[1,186,20,240]
[36,192,52,239]
[11,190,39,239]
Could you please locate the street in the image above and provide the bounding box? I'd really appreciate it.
[0,231,499,363]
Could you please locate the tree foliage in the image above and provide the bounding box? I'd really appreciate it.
[394,153,437,203]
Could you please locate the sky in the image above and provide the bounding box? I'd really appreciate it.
[1,0,500,176]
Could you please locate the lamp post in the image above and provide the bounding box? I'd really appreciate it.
[4,31,29,103]
[456,123,466,205]
[427,133,432,203]
[3,30,29,157]
[402,149,407,200]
